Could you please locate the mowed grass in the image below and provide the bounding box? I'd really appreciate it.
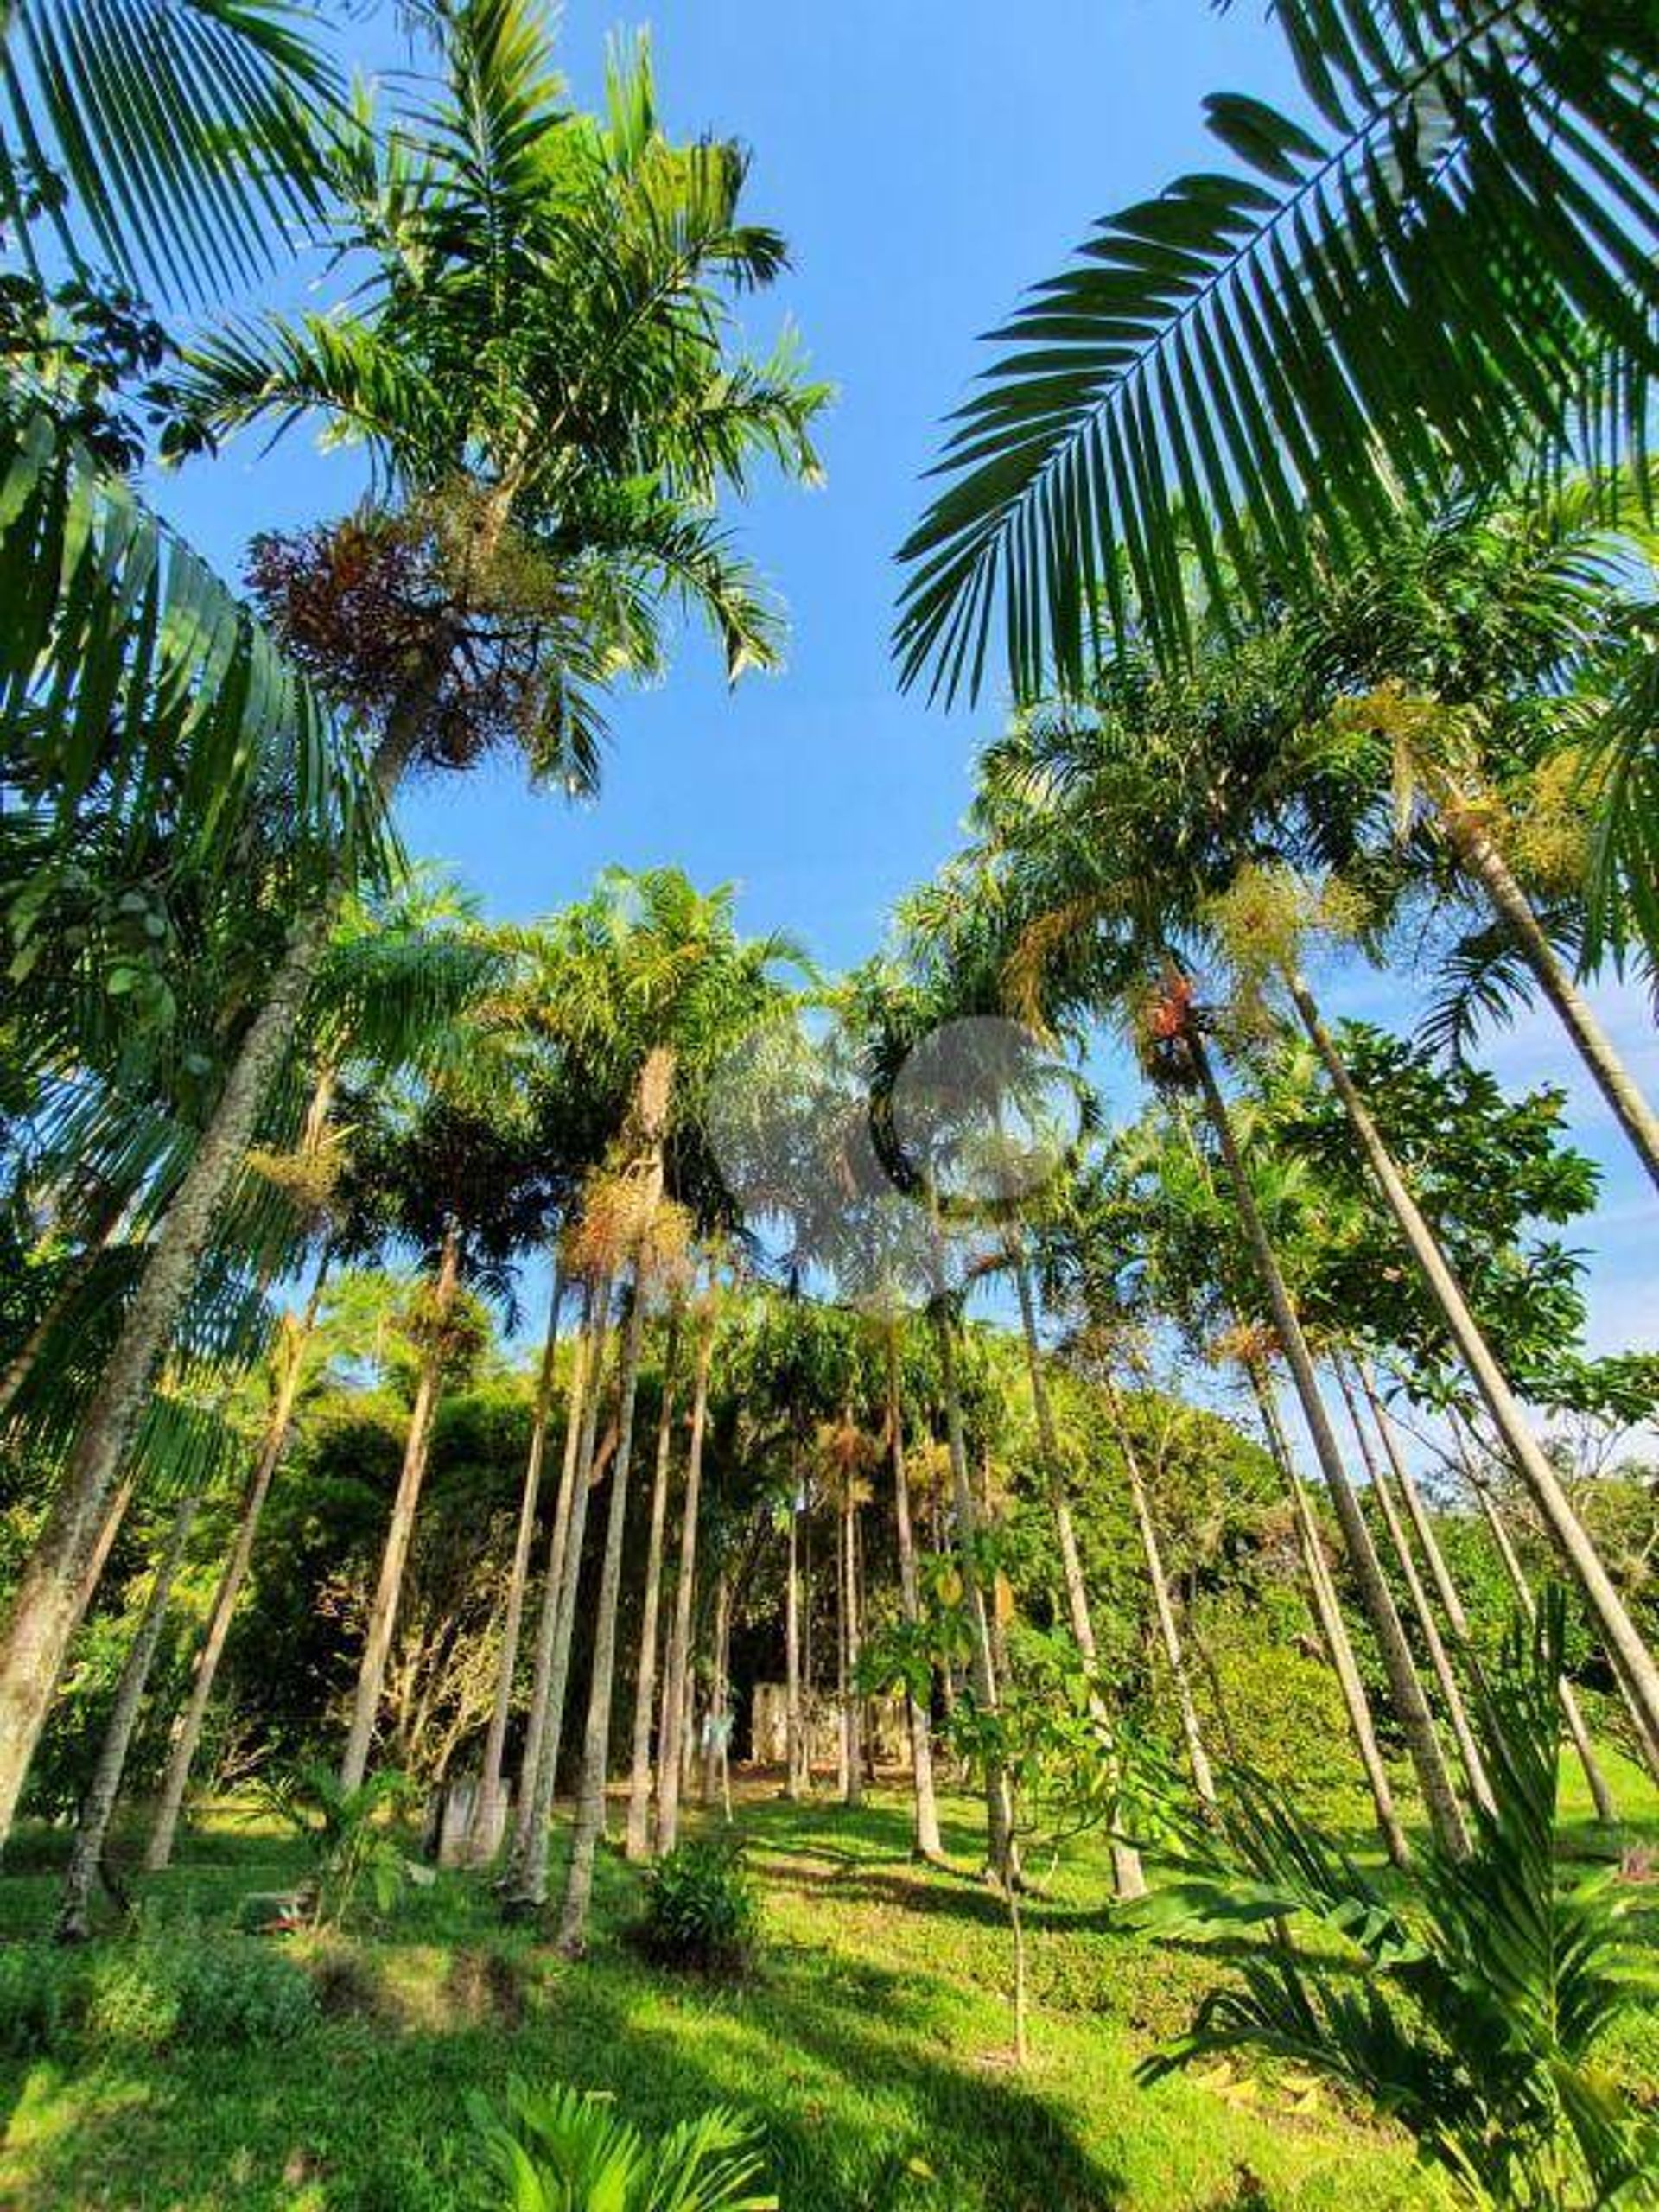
[1,1754,1655,2212]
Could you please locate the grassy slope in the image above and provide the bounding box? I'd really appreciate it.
[1,1756,1655,2212]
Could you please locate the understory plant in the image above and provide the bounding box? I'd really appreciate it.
[254,1764,416,1929]
[638,1835,761,1976]
[1140,1591,1659,2209]
[467,2076,777,2210]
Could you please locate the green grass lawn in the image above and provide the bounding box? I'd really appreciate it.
[1,1756,1655,2212]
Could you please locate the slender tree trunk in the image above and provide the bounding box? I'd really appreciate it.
[1286,969,1659,1777]
[1188,1025,1470,1857]
[0,704,428,1849]
[625,1300,682,1860]
[700,1568,733,1815]
[842,1476,863,1808]
[1103,1375,1216,1807]
[1463,1440,1621,1823]
[656,1297,713,1854]
[58,1487,203,1940]
[933,1287,1017,1885]
[1335,1363,1494,1818]
[1441,801,1659,1194]
[1362,1371,1477,1641]
[505,1277,607,1905]
[340,1219,461,1792]
[146,1249,333,1872]
[470,1255,564,1866]
[1009,1248,1148,1889]
[887,1325,944,1859]
[556,1268,652,1953]
[1247,1361,1410,1865]
[783,1490,804,1802]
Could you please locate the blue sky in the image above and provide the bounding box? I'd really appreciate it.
[152,1,1657,1389]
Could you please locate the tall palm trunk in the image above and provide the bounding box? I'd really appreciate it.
[1460,1434,1621,1822]
[505,1277,607,1904]
[624,1300,682,1860]
[1101,1373,1215,1807]
[656,1299,713,1854]
[557,1044,672,1955]
[1010,1248,1147,1890]
[470,1256,564,1866]
[1440,800,1659,1194]
[1247,1360,1410,1866]
[783,1487,804,1802]
[1285,969,1659,1775]
[700,1567,734,1817]
[0,698,431,1847]
[58,1486,203,1940]
[146,1249,333,1872]
[1334,1363,1493,1817]
[843,1478,864,1806]
[1186,1024,1470,1858]
[340,1218,461,1792]
[932,1286,1017,1884]
[887,1324,944,1859]
[556,1270,652,1951]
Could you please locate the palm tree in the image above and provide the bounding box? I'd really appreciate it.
[340,1221,464,1792]
[143,1244,334,1872]
[469,1250,565,1864]
[1238,1338,1411,1866]
[0,406,390,1841]
[503,1268,613,1905]
[897,3,1659,696]
[654,1287,719,1855]
[54,1392,247,1940]
[623,1292,683,1860]
[550,879,800,1950]
[0,0,827,1841]
[963,659,1659,1782]
[1333,1358,1494,1817]
[883,1316,945,1861]
[1278,962,1659,1774]
[1173,995,1472,1857]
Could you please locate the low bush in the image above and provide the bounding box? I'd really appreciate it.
[638,1837,760,1975]
[0,1928,316,2056]
[172,1936,316,2045]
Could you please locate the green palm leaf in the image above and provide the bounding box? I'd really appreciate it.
[1,0,338,302]
[0,401,391,893]
[896,0,1659,702]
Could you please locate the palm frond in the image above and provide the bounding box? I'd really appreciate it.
[0,403,393,893]
[1,0,338,302]
[897,1,1659,702]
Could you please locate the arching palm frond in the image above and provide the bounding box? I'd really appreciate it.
[0,404,391,895]
[896,0,1659,702]
[1,0,338,302]
[1580,596,1659,972]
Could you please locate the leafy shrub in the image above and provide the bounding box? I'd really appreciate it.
[83,1943,181,2050]
[639,1838,760,1975]
[1142,1593,1659,2209]
[0,1929,315,2056]
[468,2076,776,2210]
[171,1938,316,2045]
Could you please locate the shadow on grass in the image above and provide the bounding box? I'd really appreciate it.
[0,1815,1128,2212]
